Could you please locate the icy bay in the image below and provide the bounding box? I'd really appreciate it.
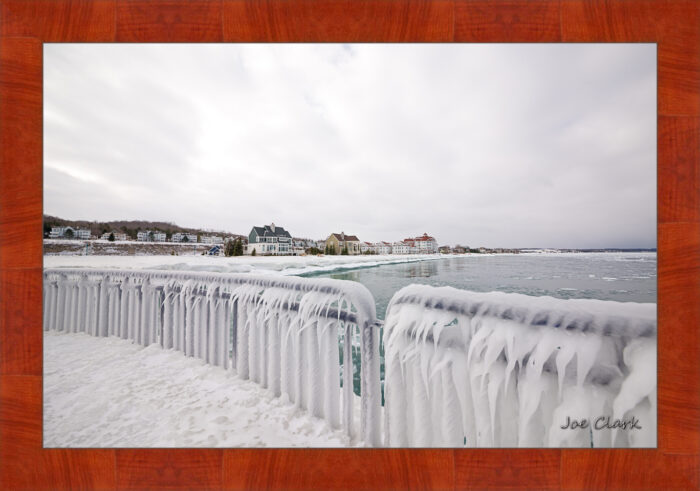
[302,252,656,319]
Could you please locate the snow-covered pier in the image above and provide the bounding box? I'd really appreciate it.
[44,268,382,446]
[383,285,657,447]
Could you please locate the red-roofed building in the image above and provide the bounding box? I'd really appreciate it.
[404,233,438,253]
[392,242,410,254]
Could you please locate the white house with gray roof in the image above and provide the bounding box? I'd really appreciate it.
[246,222,292,255]
[171,232,197,243]
[49,226,91,240]
[137,230,166,242]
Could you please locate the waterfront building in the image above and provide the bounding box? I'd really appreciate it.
[246,222,292,255]
[200,235,223,245]
[49,226,91,240]
[326,232,361,255]
[404,233,438,253]
[374,242,392,255]
[100,232,129,241]
[360,242,375,254]
[137,230,166,242]
[171,232,198,243]
[392,242,410,255]
[292,238,317,255]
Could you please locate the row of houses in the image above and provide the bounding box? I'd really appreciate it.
[244,222,438,256]
[100,232,129,241]
[437,245,521,254]
[49,226,226,244]
[49,223,439,256]
[134,231,225,244]
[356,234,438,255]
[325,232,439,256]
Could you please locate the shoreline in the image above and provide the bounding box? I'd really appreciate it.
[43,251,657,279]
[43,253,445,276]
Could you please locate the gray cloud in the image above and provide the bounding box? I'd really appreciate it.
[44,44,656,248]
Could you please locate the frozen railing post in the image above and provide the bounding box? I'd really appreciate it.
[383,284,657,448]
[44,268,382,446]
[162,283,174,349]
[361,318,381,446]
[44,277,55,331]
[97,275,109,337]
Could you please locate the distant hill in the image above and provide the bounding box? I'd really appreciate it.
[43,215,245,240]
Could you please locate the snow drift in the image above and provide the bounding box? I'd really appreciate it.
[44,331,352,447]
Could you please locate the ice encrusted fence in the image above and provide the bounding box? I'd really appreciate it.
[43,268,382,446]
[44,269,657,448]
[383,284,657,448]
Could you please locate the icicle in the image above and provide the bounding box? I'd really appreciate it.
[68,281,78,334]
[58,276,68,332]
[207,284,219,364]
[176,287,186,351]
[139,277,150,346]
[184,285,195,356]
[194,286,206,359]
[118,278,128,339]
[411,356,432,446]
[342,320,354,437]
[384,332,407,446]
[127,282,136,341]
[218,295,230,369]
[611,337,656,446]
[267,311,281,396]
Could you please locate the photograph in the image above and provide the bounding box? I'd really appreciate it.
[42,43,657,448]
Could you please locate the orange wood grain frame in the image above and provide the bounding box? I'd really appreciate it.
[0,1,698,489]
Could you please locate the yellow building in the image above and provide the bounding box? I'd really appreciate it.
[325,232,361,255]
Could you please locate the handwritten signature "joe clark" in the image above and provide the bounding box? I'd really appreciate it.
[560,416,642,431]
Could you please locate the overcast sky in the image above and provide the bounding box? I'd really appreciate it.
[44,44,656,248]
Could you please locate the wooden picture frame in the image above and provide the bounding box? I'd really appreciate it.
[1,1,698,489]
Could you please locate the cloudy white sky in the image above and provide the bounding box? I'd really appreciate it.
[44,44,656,248]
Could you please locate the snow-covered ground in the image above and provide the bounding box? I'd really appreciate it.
[44,331,351,447]
[44,253,442,276]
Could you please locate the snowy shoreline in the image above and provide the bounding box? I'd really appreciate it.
[44,253,445,276]
[43,251,656,277]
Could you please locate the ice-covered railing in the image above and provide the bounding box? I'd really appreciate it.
[43,268,382,446]
[383,284,656,448]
